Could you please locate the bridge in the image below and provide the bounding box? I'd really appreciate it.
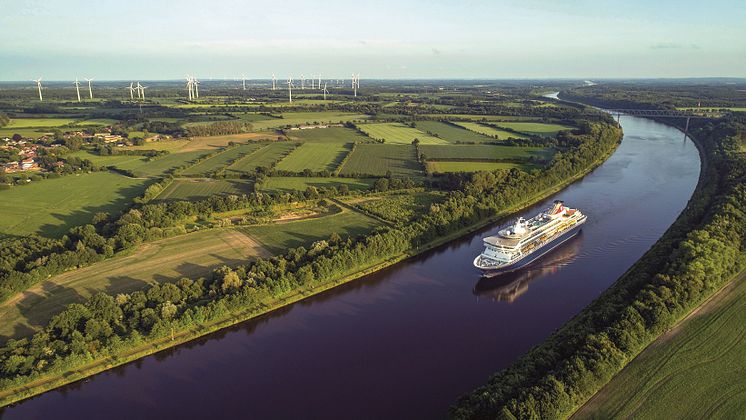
[606,109,714,133]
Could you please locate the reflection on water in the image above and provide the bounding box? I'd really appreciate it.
[474,234,582,302]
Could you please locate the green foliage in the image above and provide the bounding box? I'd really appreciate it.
[355,192,445,223]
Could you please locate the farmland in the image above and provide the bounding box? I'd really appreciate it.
[0,228,269,340]
[356,122,448,144]
[453,122,530,140]
[258,176,375,193]
[286,126,372,143]
[419,144,553,160]
[493,122,574,136]
[275,142,351,172]
[339,144,423,177]
[0,172,147,238]
[574,272,746,420]
[426,161,535,173]
[249,111,370,130]
[240,207,381,253]
[126,150,214,177]
[351,191,445,223]
[226,142,296,173]
[180,143,265,176]
[156,179,254,201]
[414,120,495,143]
[5,118,79,128]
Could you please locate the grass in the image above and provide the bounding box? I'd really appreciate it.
[0,172,147,238]
[250,112,370,130]
[421,114,543,121]
[0,128,54,139]
[286,126,372,143]
[574,271,746,420]
[426,161,536,173]
[453,122,530,140]
[0,228,269,340]
[352,191,445,222]
[5,118,78,128]
[127,150,214,177]
[339,144,424,177]
[68,151,149,168]
[226,142,296,173]
[180,143,265,176]
[414,121,495,143]
[258,177,375,193]
[240,208,381,253]
[357,122,448,144]
[419,144,553,160]
[156,179,254,201]
[493,122,574,137]
[275,142,351,172]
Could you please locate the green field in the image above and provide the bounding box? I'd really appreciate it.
[0,172,147,238]
[414,121,495,143]
[421,114,543,121]
[180,143,265,176]
[0,228,269,340]
[419,144,553,160]
[453,122,530,140]
[226,142,296,173]
[426,161,535,173]
[6,118,78,128]
[258,177,375,193]
[353,191,445,222]
[287,126,372,143]
[69,151,149,168]
[275,142,351,172]
[250,112,370,130]
[357,123,448,144]
[156,179,254,201]
[494,122,573,137]
[0,128,54,139]
[240,208,381,253]
[339,144,423,177]
[574,273,746,419]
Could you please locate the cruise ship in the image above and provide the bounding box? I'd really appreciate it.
[473,200,586,275]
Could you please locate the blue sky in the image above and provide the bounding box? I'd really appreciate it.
[1,0,744,80]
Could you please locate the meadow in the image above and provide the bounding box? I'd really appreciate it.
[274,142,351,172]
[225,142,296,173]
[453,122,529,140]
[156,179,254,201]
[5,118,79,128]
[0,172,147,238]
[124,150,214,177]
[239,208,381,253]
[258,177,375,193]
[574,272,746,420]
[493,122,574,136]
[69,151,149,168]
[286,126,372,143]
[414,121,494,143]
[419,144,553,160]
[352,191,445,222]
[0,228,269,340]
[180,143,265,176]
[356,122,448,144]
[249,112,370,130]
[339,144,423,177]
[426,161,535,173]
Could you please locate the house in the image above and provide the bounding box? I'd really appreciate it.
[3,162,19,173]
[20,158,38,170]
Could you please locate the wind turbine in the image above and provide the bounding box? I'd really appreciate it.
[193,76,200,98]
[32,78,43,101]
[318,74,322,90]
[73,78,82,102]
[352,73,357,97]
[241,74,246,90]
[127,82,136,100]
[185,76,194,100]
[272,73,276,90]
[287,76,294,103]
[323,82,328,100]
[140,85,148,100]
[301,74,305,90]
[84,78,94,99]
[135,82,143,100]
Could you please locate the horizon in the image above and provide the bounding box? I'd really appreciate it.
[2,0,745,81]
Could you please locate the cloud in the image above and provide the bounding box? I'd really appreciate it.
[650,42,701,50]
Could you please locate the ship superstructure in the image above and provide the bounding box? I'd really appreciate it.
[473,200,586,274]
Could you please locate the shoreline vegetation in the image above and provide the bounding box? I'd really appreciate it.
[450,93,746,418]
[0,119,622,406]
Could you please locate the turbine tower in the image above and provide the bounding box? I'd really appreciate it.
[135,82,143,99]
[128,82,136,100]
[352,73,357,97]
[84,78,94,99]
[193,76,200,98]
[272,73,277,90]
[301,74,305,90]
[185,76,194,100]
[242,74,246,90]
[287,76,294,103]
[73,78,81,102]
[318,74,322,90]
[323,82,328,100]
[140,85,148,100]
[33,78,43,101]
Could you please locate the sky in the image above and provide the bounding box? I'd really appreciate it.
[1,0,744,80]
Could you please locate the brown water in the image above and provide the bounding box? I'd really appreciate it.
[1,114,700,419]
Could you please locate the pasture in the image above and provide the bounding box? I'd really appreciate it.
[180,143,265,176]
[258,177,375,193]
[419,144,553,160]
[453,122,529,140]
[338,144,424,177]
[275,142,351,172]
[127,150,214,177]
[574,273,746,420]
[414,121,494,143]
[250,112,370,130]
[356,123,448,144]
[0,228,269,340]
[494,122,573,137]
[226,142,296,173]
[68,151,149,168]
[156,179,254,201]
[426,161,535,173]
[352,191,445,222]
[5,118,78,128]
[286,126,371,143]
[240,208,381,253]
[0,172,147,238]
